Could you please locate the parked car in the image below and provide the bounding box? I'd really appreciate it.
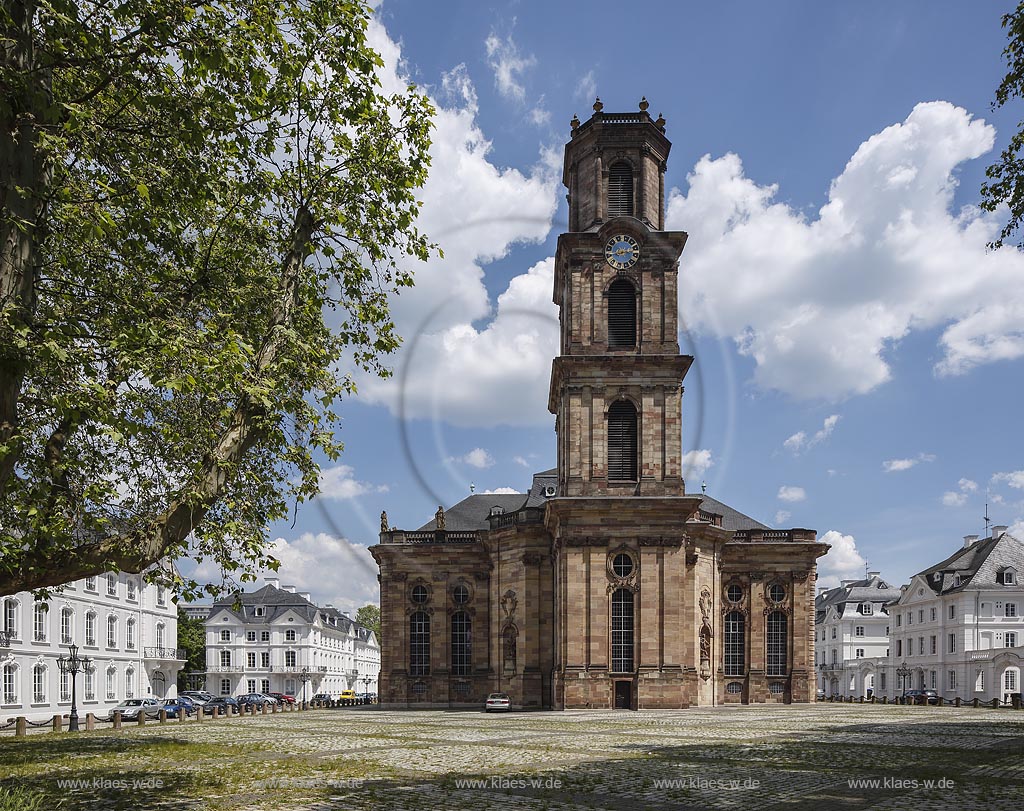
[485,693,511,712]
[338,689,357,706]
[267,692,296,705]
[111,698,159,720]
[904,689,939,705]
[815,688,826,701]
[181,690,215,705]
[311,693,333,704]
[158,697,195,718]
[237,693,275,708]
[202,696,239,713]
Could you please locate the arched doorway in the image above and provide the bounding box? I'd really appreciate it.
[152,671,167,698]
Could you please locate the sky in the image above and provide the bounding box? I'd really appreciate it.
[189,1,1024,614]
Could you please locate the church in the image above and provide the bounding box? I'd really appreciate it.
[370,100,829,709]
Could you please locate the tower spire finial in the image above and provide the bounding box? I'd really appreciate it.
[593,97,603,113]
[639,96,649,112]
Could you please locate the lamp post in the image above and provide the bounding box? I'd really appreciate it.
[362,676,371,705]
[299,666,311,710]
[896,661,910,703]
[56,643,91,732]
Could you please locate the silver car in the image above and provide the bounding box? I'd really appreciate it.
[111,697,159,719]
[485,693,511,712]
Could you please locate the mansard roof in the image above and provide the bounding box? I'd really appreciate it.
[210,584,376,640]
[815,574,901,620]
[912,531,1024,594]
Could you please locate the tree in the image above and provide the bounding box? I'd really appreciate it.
[0,1,434,596]
[982,2,1024,247]
[176,606,206,690]
[355,603,380,637]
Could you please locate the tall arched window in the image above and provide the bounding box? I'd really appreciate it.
[33,664,46,703]
[107,615,118,648]
[608,161,634,217]
[85,611,96,646]
[2,598,16,637]
[3,664,17,704]
[766,611,788,676]
[451,611,471,675]
[125,667,135,698]
[724,611,745,676]
[126,618,136,650]
[33,603,48,642]
[607,278,636,349]
[607,400,638,481]
[409,611,430,676]
[611,588,635,672]
[60,607,73,644]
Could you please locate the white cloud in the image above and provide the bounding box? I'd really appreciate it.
[484,32,536,102]
[993,470,1024,490]
[318,465,385,500]
[575,70,596,102]
[682,449,714,481]
[262,533,379,614]
[1009,520,1024,539]
[882,453,936,473]
[942,491,968,507]
[778,485,807,503]
[665,101,1024,400]
[481,487,520,494]
[513,456,530,467]
[958,477,979,492]
[783,414,840,453]
[353,22,559,427]
[529,95,550,127]
[448,447,495,469]
[774,510,792,525]
[816,530,867,589]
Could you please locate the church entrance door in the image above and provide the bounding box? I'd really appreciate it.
[614,680,632,709]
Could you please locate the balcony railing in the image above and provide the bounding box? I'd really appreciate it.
[381,529,479,545]
[207,664,243,673]
[144,647,186,660]
[488,507,545,530]
[696,510,723,527]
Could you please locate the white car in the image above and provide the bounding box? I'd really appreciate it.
[485,693,511,712]
[180,690,214,705]
[111,698,159,719]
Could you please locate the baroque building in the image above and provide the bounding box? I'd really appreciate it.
[371,100,829,709]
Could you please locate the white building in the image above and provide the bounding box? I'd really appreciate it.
[1,571,182,721]
[843,527,1024,703]
[816,572,901,698]
[203,579,379,701]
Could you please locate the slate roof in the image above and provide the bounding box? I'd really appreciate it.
[815,574,901,622]
[912,531,1024,594]
[696,494,771,533]
[210,584,376,640]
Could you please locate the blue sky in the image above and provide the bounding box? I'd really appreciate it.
[190,1,1024,612]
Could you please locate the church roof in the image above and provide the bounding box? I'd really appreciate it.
[696,494,771,533]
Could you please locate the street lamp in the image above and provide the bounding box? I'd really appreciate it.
[896,661,910,703]
[57,643,91,732]
[362,676,371,705]
[299,666,311,710]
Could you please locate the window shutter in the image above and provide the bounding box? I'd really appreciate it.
[608,162,634,217]
[607,401,638,480]
[607,279,636,348]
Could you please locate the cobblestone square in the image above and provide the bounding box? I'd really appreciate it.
[2,704,1023,810]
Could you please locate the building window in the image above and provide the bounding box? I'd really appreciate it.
[286,629,296,642]
[260,631,270,642]
[607,278,637,349]
[127,579,137,601]
[856,649,864,658]
[2,599,15,638]
[726,584,743,603]
[156,623,165,648]
[126,619,136,650]
[607,161,634,217]
[451,611,472,676]
[831,649,837,665]
[3,664,17,704]
[766,612,788,676]
[33,603,48,642]
[613,553,634,578]
[948,633,956,654]
[220,679,231,696]
[977,670,985,692]
[948,670,957,690]
[220,630,231,642]
[607,400,638,481]
[285,650,296,668]
[107,616,118,648]
[261,679,270,694]
[85,612,96,646]
[768,682,785,695]
[930,607,936,621]
[1006,570,1016,585]
[855,626,864,637]
[61,607,73,644]
[919,636,924,656]
[896,639,902,657]
[247,652,257,668]
[930,670,936,689]
[1005,668,1019,693]
[246,631,256,642]
[724,611,745,676]
[409,611,430,676]
[84,669,94,701]
[880,673,886,691]
[253,606,264,617]
[247,679,256,693]
[260,652,270,668]
[831,627,836,639]
[908,638,913,656]
[157,586,166,606]
[896,615,902,627]
[452,584,470,605]
[106,668,115,699]
[726,681,743,694]
[107,574,117,596]
[767,584,786,603]
[220,650,231,668]
[611,589,635,672]
[125,667,134,699]
[411,585,429,605]
[861,603,872,615]
[1006,632,1018,648]
[33,665,46,703]
[1006,603,1018,618]
[930,635,936,655]
[949,604,956,619]
[908,612,913,625]
[918,610,924,623]
[85,577,97,591]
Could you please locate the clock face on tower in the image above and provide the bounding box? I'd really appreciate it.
[605,234,640,270]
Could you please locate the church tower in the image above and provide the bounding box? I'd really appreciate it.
[549,98,692,497]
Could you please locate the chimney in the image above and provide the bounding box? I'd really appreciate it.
[868,571,880,578]
[992,525,1008,539]
[963,535,979,548]
[299,592,311,602]
[265,577,280,589]
[282,584,297,593]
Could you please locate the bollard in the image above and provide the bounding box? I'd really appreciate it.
[992,698,1000,709]
[15,717,26,737]
[212,707,219,719]
[196,707,204,723]
[86,713,96,731]
[159,709,168,723]
[178,708,185,723]
[112,711,122,730]
[261,702,268,715]
[858,696,864,704]
[955,697,961,707]
[52,714,63,733]
[138,710,146,726]
[937,697,944,707]
[973,698,979,708]
[1013,695,1021,710]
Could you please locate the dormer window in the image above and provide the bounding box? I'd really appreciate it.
[254,606,265,617]
[998,567,1017,585]
[860,603,872,615]
[607,161,634,217]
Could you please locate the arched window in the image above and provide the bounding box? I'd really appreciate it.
[766,611,788,676]
[409,611,430,676]
[611,588,635,673]
[85,611,96,646]
[125,667,135,698]
[2,598,16,637]
[607,278,636,349]
[1005,667,1019,694]
[126,618,136,650]
[607,400,638,481]
[107,615,118,648]
[60,607,73,644]
[3,664,17,704]
[106,667,116,700]
[608,161,634,217]
[451,611,471,676]
[33,664,46,703]
[33,603,48,642]
[156,622,165,648]
[724,611,745,676]
[84,667,95,700]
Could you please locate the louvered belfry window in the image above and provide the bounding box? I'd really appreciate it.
[608,161,634,217]
[607,400,638,481]
[607,278,636,348]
